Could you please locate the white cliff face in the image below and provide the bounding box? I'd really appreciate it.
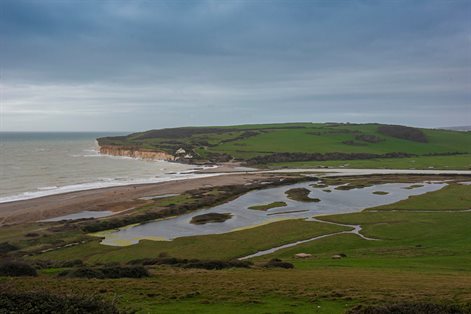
[99,145,175,161]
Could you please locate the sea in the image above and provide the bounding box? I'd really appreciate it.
[0,132,203,203]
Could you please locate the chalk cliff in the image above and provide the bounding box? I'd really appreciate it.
[98,145,175,161]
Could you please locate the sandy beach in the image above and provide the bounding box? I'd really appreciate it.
[0,172,268,225]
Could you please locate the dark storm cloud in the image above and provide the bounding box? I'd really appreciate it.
[1,0,470,131]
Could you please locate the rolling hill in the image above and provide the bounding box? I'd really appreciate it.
[97,123,471,169]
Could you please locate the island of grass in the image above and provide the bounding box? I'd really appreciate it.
[190,213,232,225]
[403,184,424,189]
[372,191,389,195]
[335,183,371,190]
[285,188,320,202]
[311,183,328,188]
[248,201,287,211]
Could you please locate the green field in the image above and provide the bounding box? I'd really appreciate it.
[269,153,471,170]
[97,123,471,169]
[2,178,471,313]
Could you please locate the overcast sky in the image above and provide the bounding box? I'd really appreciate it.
[1,0,470,131]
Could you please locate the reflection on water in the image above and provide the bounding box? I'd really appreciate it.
[99,181,446,246]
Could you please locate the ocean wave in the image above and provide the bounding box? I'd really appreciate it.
[37,186,58,191]
[0,172,223,204]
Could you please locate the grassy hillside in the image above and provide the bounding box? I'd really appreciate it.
[97,123,471,168]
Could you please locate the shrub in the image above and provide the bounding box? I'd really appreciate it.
[100,266,149,278]
[378,125,428,143]
[127,257,252,270]
[262,259,294,269]
[60,267,104,279]
[347,302,471,314]
[25,232,40,237]
[0,292,119,313]
[33,259,84,269]
[0,261,37,277]
[246,152,416,165]
[0,242,18,254]
[59,266,149,279]
[182,260,252,270]
[355,134,383,143]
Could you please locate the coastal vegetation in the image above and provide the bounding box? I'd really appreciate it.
[0,291,119,314]
[81,175,310,233]
[190,213,232,224]
[248,201,287,211]
[97,122,471,169]
[372,191,389,195]
[285,188,321,202]
[58,265,149,279]
[1,175,470,313]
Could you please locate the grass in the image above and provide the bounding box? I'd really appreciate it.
[5,267,470,313]
[248,201,287,211]
[372,191,389,195]
[34,219,349,263]
[190,213,232,225]
[268,154,471,170]
[366,183,471,211]
[286,188,321,202]
[3,175,471,313]
[249,185,471,274]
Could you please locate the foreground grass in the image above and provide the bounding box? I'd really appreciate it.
[4,267,470,313]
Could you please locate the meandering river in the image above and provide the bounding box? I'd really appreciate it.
[97,180,445,246]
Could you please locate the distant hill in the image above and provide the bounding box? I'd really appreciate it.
[97,123,471,166]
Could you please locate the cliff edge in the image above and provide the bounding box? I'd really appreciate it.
[98,145,175,161]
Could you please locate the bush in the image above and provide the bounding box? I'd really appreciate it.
[246,152,416,165]
[182,260,252,270]
[0,292,119,313]
[59,266,149,279]
[262,259,294,269]
[32,259,84,269]
[25,232,40,237]
[60,267,104,279]
[100,266,149,279]
[347,302,471,314]
[0,261,37,277]
[127,257,252,270]
[378,125,428,143]
[0,242,18,254]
